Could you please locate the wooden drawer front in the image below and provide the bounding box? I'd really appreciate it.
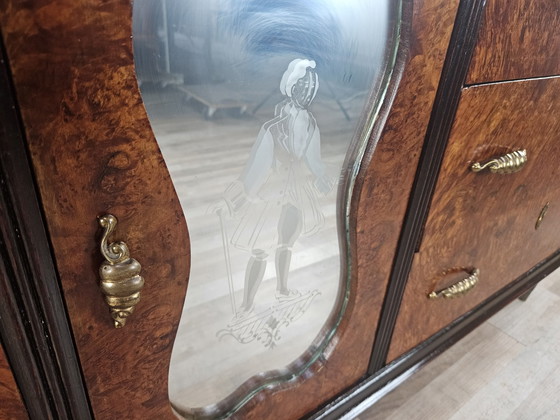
[387,77,560,361]
[467,0,560,84]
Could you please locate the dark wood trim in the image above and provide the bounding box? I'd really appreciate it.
[310,249,560,419]
[0,343,28,419]
[0,221,48,418]
[368,0,487,373]
[0,35,92,420]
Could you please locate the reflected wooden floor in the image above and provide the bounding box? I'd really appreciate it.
[358,268,560,420]
[143,85,362,410]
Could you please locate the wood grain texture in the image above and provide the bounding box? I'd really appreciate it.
[0,344,28,420]
[0,1,190,419]
[0,0,459,418]
[388,76,560,361]
[467,0,560,84]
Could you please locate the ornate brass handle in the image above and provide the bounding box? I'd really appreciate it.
[98,214,144,328]
[428,268,480,299]
[471,149,527,174]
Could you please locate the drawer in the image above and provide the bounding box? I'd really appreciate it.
[387,77,560,361]
[467,0,560,84]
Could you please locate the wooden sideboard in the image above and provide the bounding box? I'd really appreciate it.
[0,0,558,418]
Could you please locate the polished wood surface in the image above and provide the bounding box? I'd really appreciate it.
[388,76,560,361]
[0,1,190,418]
[467,0,560,84]
[362,269,560,419]
[0,344,27,420]
[0,0,460,418]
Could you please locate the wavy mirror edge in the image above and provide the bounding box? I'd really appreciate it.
[159,1,409,418]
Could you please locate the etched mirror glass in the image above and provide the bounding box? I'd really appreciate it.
[132,0,400,416]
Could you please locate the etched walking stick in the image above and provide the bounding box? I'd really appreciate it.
[217,209,237,316]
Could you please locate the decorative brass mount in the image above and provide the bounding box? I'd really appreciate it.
[471,149,527,174]
[98,214,144,328]
[428,268,480,299]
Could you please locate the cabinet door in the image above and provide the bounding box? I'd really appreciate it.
[388,77,560,361]
[0,0,459,418]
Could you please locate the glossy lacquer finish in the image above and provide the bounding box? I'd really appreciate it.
[132,0,400,416]
[0,0,462,417]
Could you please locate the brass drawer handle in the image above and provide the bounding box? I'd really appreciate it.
[98,214,144,328]
[471,149,527,174]
[428,268,480,299]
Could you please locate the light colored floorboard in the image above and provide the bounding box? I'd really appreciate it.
[510,365,560,420]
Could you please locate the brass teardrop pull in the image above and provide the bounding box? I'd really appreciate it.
[471,149,527,174]
[98,214,144,328]
[428,268,480,299]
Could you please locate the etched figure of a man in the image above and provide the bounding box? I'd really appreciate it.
[215,58,333,314]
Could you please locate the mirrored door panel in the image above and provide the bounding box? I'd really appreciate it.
[133,0,401,416]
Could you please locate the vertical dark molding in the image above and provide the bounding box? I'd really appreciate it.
[367,0,487,374]
[0,36,92,419]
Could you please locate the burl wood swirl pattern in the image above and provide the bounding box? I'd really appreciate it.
[467,0,560,84]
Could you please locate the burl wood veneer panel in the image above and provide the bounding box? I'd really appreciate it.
[388,76,560,361]
[0,344,28,420]
[0,1,190,418]
[0,0,459,418]
[467,0,560,84]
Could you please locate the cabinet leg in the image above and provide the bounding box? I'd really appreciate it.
[518,286,537,302]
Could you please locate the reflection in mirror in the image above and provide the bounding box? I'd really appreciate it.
[133,0,400,416]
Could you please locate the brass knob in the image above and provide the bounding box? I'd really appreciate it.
[471,149,527,174]
[98,214,144,328]
[428,268,479,299]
